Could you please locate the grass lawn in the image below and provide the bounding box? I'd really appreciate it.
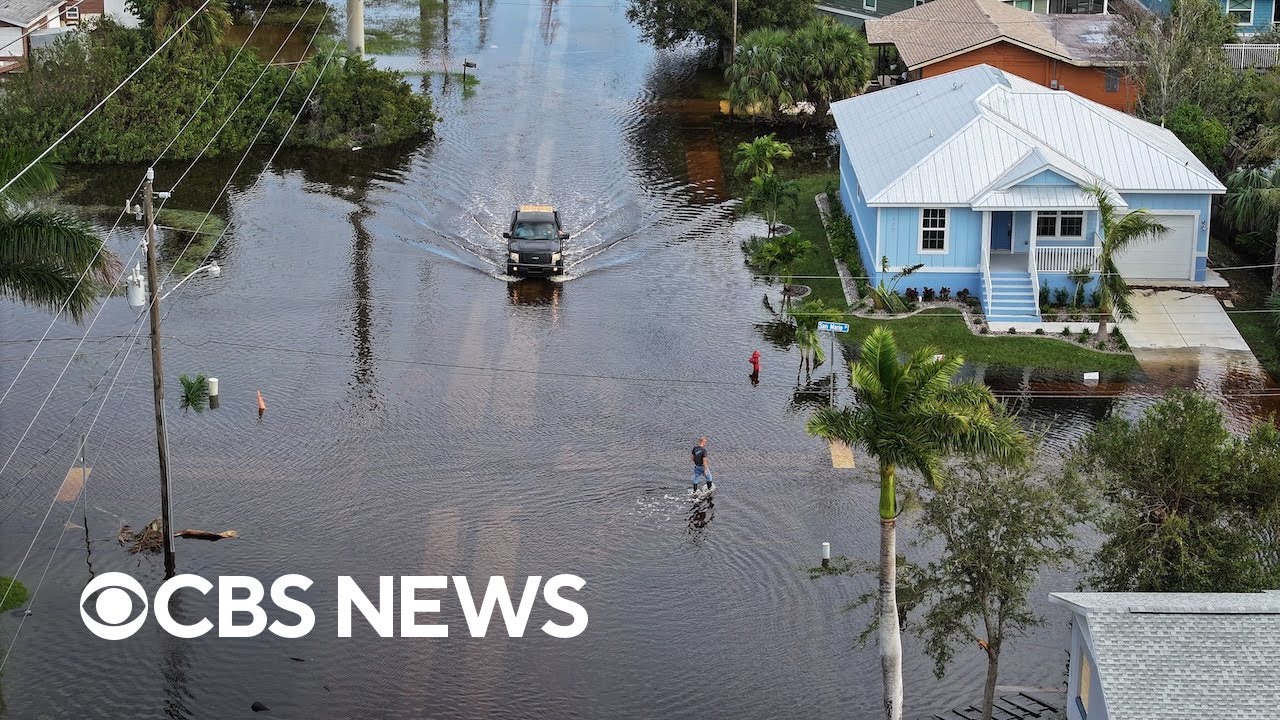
[778,174,847,310]
[155,208,228,276]
[1210,238,1280,380]
[842,309,1139,373]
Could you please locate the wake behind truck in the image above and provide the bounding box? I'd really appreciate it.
[503,205,568,277]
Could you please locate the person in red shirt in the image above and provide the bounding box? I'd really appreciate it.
[749,350,761,384]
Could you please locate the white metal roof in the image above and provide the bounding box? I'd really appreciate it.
[971,185,1122,210]
[1049,592,1280,720]
[831,65,1225,208]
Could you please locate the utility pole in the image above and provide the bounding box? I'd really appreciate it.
[142,168,177,579]
[730,0,738,66]
[347,0,364,56]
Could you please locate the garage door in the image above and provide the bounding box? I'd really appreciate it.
[1113,214,1195,280]
[0,27,22,59]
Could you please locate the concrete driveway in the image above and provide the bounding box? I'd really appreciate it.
[1119,289,1251,351]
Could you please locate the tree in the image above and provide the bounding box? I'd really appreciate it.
[744,172,799,237]
[806,327,1030,720]
[725,18,872,122]
[625,0,813,67]
[906,462,1086,720]
[1223,166,1280,294]
[790,298,841,382]
[1164,102,1230,172]
[734,133,793,180]
[744,231,813,304]
[1268,292,1280,338]
[129,0,233,47]
[1086,183,1166,340]
[1,151,119,322]
[1069,390,1280,593]
[1115,0,1236,126]
[788,17,872,118]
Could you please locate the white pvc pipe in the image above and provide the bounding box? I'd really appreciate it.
[822,542,831,567]
[206,377,219,397]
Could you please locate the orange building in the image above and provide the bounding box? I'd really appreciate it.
[866,0,1136,112]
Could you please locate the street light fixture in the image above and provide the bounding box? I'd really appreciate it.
[124,260,221,310]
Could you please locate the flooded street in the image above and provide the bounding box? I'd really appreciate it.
[2,2,1278,718]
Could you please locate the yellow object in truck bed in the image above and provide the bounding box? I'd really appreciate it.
[518,204,554,213]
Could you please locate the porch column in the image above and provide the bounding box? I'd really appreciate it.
[980,210,992,308]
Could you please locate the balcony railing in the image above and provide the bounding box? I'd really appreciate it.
[1224,44,1280,70]
[1036,246,1099,274]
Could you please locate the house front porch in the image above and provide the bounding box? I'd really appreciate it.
[980,208,1102,324]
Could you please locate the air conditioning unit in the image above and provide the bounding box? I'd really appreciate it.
[65,5,80,23]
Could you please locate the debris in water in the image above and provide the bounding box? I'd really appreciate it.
[251,701,270,712]
[289,656,305,662]
[257,390,266,419]
[121,518,165,554]
[174,529,239,541]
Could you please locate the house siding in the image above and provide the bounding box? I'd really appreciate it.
[839,144,882,285]
[1065,618,1109,720]
[919,41,1136,111]
[879,206,983,270]
[1221,0,1277,34]
[816,0,919,27]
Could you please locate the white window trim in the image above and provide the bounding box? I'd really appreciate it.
[1227,0,1254,26]
[1036,210,1085,238]
[864,0,878,10]
[919,208,948,254]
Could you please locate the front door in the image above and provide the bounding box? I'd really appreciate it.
[991,211,1013,253]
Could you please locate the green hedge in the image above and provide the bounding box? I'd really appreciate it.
[824,190,871,297]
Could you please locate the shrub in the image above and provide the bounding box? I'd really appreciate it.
[1089,290,1101,308]
[1007,326,1017,334]
[922,287,936,302]
[1053,288,1070,306]
[1034,328,1046,335]
[956,288,970,301]
[1061,326,1072,337]
[1080,327,1093,339]
[938,286,951,301]
[965,296,982,310]
[1039,282,1050,306]
[1097,341,1107,350]
[905,288,919,302]
[1040,303,1051,315]
[1078,335,1090,344]
[979,325,990,334]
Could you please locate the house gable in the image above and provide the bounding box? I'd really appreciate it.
[1011,169,1077,188]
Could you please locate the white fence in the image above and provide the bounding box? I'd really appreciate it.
[1225,44,1280,70]
[1036,246,1099,274]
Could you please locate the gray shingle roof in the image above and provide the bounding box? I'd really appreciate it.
[1050,592,1280,720]
[0,0,61,26]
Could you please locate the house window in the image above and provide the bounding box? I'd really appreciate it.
[865,0,877,10]
[1036,211,1084,237]
[1228,0,1253,25]
[1005,0,1033,9]
[915,0,928,5]
[920,208,947,252]
[1105,68,1120,93]
[1077,652,1093,718]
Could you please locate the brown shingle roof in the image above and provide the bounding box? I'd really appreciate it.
[865,0,1125,70]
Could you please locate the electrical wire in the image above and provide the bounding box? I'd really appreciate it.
[0,0,92,56]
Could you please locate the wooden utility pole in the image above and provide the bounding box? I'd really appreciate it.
[347,0,364,56]
[142,168,177,578]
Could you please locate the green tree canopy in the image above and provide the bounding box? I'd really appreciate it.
[726,18,871,122]
[1070,390,1280,593]
[1223,166,1280,293]
[625,0,813,67]
[1165,102,1229,171]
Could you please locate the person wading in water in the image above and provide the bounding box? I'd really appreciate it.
[691,437,713,493]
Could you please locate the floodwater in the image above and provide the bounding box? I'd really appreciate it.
[1,1,1277,718]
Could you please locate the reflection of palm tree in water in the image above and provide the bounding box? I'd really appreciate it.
[687,497,714,533]
[476,0,490,49]
[345,177,383,412]
[540,0,559,45]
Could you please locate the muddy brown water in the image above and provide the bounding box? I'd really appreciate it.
[1,1,1277,718]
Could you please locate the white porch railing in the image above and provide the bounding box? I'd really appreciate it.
[980,216,993,314]
[1224,44,1280,70]
[1036,246,1100,273]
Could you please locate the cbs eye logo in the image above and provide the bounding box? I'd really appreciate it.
[80,572,149,640]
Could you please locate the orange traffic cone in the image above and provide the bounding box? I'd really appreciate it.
[257,390,266,418]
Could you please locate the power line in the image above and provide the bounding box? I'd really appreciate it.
[0,0,92,56]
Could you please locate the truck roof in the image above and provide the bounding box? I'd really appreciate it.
[519,204,555,213]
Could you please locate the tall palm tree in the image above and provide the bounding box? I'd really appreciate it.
[132,0,232,47]
[733,134,793,180]
[807,327,1030,720]
[791,299,841,382]
[745,172,799,237]
[1,151,118,322]
[791,17,872,119]
[1086,183,1167,341]
[725,28,792,120]
[1223,167,1280,294]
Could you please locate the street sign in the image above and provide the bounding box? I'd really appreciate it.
[817,321,849,333]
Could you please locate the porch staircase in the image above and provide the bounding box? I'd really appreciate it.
[985,272,1040,324]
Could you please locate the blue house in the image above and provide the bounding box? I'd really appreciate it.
[831,64,1225,324]
[1049,592,1280,720]
[1222,0,1277,34]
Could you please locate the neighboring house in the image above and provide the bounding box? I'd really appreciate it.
[817,0,1105,27]
[865,0,1136,110]
[0,0,65,71]
[1221,0,1278,35]
[831,64,1225,324]
[1049,592,1280,720]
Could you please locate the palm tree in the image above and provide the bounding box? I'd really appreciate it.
[132,0,232,46]
[806,327,1030,720]
[725,28,792,120]
[791,299,841,382]
[1,151,119,322]
[745,172,799,237]
[733,134,793,180]
[1223,167,1280,294]
[1086,183,1167,341]
[790,17,873,119]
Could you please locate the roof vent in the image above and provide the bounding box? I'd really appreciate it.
[929,129,934,138]
[1049,80,1059,90]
